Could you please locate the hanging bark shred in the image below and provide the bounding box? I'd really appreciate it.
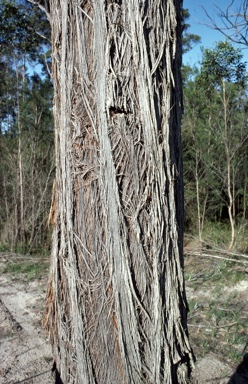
[45,1,195,383]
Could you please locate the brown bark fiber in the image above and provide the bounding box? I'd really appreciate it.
[45,1,194,383]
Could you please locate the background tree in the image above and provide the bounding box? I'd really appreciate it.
[205,0,248,47]
[45,1,194,383]
[0,0,53,252]
[182,8,201,54]
[182,41,248,250]
[182,67,221,242]
[198,41,247,250]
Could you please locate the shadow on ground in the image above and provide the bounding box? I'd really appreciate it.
[228,353,248,384]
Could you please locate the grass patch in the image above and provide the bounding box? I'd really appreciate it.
[0,243,8,252]
[0,242,51,256]
[188,298,200,312]
[200,221,231,248]
[185,251,248,367]
[2,259,49,280]
[230,270,246,284]
[186,220,248,253]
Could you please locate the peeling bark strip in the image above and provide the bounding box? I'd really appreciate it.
[45,1,194,383]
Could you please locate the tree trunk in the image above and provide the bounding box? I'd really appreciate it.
[16,67,25,248]
[222,80,235,250]
[195,151,203,243]
[45,1,194,383]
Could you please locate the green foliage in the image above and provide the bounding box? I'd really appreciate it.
[187,298,199,312]
[0,0,50,60]
[0,0,38,52]
[0,60,16,125]
[203,222,233,247]
[0,73,54,250]
[183,66,222,232]
[183,41,248,247]
[0,0,54,251]
[198,41,247,91]
[0,0,51,79]
[2,259,49,280]
[0,243,8,252]
[182,9,201,54]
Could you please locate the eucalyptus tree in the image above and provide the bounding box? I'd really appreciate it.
[205,0,248,47]
[197,41,247,249]
[19,74,54,250]
[45,1,194,383]
[182,67,222,241]
[0,73,54,250]
[182,8,201,54]
[0,0,53,250]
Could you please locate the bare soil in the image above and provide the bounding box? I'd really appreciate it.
[0,251,247,384]
[0,253,54,384]
[185,253,248,384]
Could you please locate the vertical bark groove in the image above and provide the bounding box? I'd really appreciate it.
[45,1,194,383]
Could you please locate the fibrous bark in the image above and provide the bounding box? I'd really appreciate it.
[45,1,194,383]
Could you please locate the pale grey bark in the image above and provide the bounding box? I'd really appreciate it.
[45,1,194,383]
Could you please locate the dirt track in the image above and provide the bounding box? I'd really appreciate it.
[0,254,54,384]
[0,252,247,384]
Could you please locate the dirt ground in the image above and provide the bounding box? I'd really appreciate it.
[0,253,54,384]
[185,253,248,384]
[0,251,247,384]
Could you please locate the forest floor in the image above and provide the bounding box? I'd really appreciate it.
[185,240,248,384]
[0,248,247,384]
[0,252,54,384]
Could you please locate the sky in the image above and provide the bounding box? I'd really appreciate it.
[183,0,248,67]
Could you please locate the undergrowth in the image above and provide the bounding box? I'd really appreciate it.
[185,238,248,367]
[2,260,49,280]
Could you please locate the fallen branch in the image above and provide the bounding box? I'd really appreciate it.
[185,251,248,265]
[188,321,238,329]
